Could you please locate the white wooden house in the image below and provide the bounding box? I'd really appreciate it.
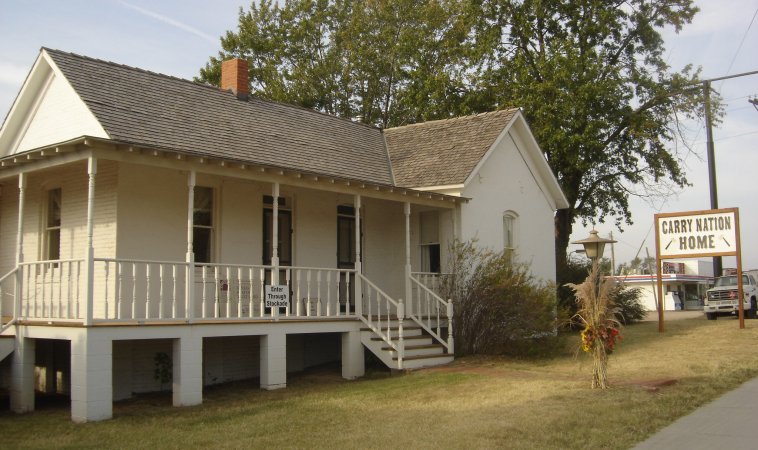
[0,49,568,422]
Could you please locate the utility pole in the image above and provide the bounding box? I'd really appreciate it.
[703,80,721,277]
[699,69,758,277]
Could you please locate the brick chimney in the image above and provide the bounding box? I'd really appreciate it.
[220,58,249,99]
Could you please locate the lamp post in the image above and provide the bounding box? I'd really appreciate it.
[572,230,617,265]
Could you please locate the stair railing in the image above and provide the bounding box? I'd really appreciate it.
[0,268,18,333]
[357,273,405,369]
[408,274,454,355]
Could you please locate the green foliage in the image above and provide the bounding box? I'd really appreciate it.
[198,0,479,128]
[611,284,647,325]
[442,240,563,357]
[474,0,707,263]
[200,0,711,268]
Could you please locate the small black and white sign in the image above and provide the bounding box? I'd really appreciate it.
[265,285,290,308]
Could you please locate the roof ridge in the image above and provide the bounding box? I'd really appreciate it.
[41,47,381,132]
[385,108,520,132]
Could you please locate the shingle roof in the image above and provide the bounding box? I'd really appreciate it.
[44,49,394,185]
[384,109,519,188]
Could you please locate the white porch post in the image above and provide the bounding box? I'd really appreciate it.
[15,173,25,319]
[404,202,412,313]
[260,329,286,389]
[353,195,362,316]
[271,182,280,318]
[341,330,365,379]
[10,329,34,413]
[71,330,112,422]
[173,334,202,406]
[271,182,280,279]
[83,158,97,326]
[186,171,196,320]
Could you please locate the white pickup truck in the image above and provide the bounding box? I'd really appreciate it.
[703,273,758,320]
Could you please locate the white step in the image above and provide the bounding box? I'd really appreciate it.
[360,325,423,338]
[383,343,445,358]
[397,354,454,370]
[360,319,454,370]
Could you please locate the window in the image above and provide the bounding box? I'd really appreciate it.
[419,211,440,273]
[193,187,214,263]
[45,188,62,260]
[503,211,518,262]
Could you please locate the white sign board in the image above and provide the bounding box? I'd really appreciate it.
[656,210,737,258]
[265,285,290,308]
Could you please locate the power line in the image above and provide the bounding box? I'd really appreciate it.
[720,5,758,88]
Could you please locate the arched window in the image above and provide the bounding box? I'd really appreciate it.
[503,210,519,261]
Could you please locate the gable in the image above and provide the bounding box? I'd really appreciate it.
[384,109,518,188]
[0,51,108,157]
[464,114,569,210]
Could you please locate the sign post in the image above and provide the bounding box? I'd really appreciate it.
[654,208,742,332]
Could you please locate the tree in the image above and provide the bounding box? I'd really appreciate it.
[471,0,706,274]
[199,0,708,278]
[197,0,478,128]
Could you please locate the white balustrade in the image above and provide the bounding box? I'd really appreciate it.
[357,273,403,367]
[408,273,454,354]
[16,260,84,321]
[6,259,382,324]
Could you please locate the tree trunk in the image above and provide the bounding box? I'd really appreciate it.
[554,207,575,282]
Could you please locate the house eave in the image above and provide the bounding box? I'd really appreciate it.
[0,136,467,207]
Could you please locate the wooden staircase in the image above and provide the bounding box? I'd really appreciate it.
[360,319,453,370]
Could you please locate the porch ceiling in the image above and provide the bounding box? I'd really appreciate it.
[0,135,467,208]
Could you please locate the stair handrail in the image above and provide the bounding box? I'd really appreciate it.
[0,268,18,334]
[408,274,454,355]
[356,273,404,369]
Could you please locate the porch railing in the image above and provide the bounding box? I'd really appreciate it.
[410,271,452,296]
[9,259,359,322]
[0,268,18,333]
[18,260,85,322]
[357,273,404,369]
[409,273,454,355]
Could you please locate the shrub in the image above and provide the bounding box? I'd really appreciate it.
[441,241,562,357]
[610,284,646,325]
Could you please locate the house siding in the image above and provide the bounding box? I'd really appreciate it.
[461,131,557,282]
[14,69,108,155]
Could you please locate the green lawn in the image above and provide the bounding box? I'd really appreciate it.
[3,316,758,449]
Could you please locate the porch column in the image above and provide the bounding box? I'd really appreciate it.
[404,202,412,311]
[10,330,34,413]
[341,330,365,380]
[15,173,26,319]
[354,195,362,316]
[83,158,97,326]
[71,331,112,422]
[186,171,196,320]
[271,182,280,282]
[260,329,286,390]
[173,334,202,407]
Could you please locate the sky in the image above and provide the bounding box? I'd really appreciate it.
[1,0,757,271]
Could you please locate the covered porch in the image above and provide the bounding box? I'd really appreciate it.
[0,140,457,421]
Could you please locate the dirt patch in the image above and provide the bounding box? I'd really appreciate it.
[611,378,679,392]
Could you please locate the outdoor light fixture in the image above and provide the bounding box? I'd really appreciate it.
[572,229,616,261]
